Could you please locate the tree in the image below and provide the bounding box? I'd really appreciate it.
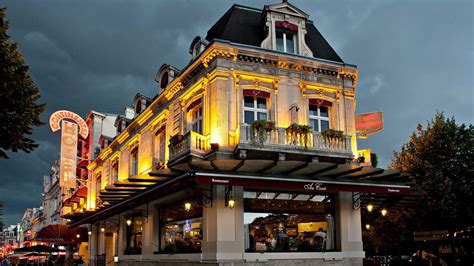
[390,112,474,230]
[0,7,46,159]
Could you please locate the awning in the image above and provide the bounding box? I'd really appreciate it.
[14,245,60,253]
[34,224,87,244]
[63,187,87,206]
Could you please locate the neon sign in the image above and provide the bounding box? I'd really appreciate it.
[50,110,89,139]
[355,111,384,138]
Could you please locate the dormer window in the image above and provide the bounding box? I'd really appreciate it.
[276,28,296,54]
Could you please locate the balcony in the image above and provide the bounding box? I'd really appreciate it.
[169,131,210,164]
[238,123,352,160]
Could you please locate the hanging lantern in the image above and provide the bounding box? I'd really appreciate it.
[367,204,374,212]
[228,197,236,209]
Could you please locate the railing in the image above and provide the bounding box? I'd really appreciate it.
[239,124,352,153]
[169,131,210,162]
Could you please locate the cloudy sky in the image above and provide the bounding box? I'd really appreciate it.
[1,0,472,226]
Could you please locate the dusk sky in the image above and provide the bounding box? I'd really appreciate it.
[1,0,472,226]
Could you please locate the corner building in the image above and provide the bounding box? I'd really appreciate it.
[68,2,411,265]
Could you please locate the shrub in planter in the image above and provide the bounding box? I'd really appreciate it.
[251,120,275,145]
[321,129,344,140]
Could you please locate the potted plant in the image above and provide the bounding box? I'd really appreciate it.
[299,125,313,148]
[251,120,273,146]
[321,129,344,140]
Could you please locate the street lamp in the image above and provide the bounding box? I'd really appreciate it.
[367,204,373,212]
[184,202,191,212]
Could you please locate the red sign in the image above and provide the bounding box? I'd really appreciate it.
[50,110,89,139]
[355,111,384,138]
[59,121,78,189]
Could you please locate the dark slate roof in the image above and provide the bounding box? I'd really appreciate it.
[206,4,344,63]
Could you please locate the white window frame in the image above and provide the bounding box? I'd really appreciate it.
[154,131,166,162]
[130,148,138,176]
[276,28,297,54]
[189,105,203,135]
[309,104,330,132]
[243,96,269,124]
[112,162,118,183]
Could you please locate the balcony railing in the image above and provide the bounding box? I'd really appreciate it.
[239,124,352,154]
[169,131,210,162]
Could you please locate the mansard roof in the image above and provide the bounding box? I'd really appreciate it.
[205,4,343,63]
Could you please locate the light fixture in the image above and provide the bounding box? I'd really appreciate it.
[184,202,191,212]
[126,219,132,226]
[76,233,80,239]
[114,256,119,263]
[228,197,235,209]
[100,226,105,233]
[381,209,387,216]
[365,224,370,230]
[367,204,373,212]
[87,231,92,236]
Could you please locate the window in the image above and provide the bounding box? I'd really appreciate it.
[309,104,330,132]
[130,148,138,176]
[160,198,203,254]
[191,106,203,135]
[154,129,166,163]
[112,162,118,183]
[95,175,101,205]
[243,96,268,124]
[244,192,335,253]
[276,28,296,54]
[125,216,143,255]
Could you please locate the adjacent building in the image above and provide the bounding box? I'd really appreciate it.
[65,2,411,265]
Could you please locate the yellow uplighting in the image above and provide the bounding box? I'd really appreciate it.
[116,131,130,144]
[381,209,387,216]
[136,109,153,125]
[367,204,374,212]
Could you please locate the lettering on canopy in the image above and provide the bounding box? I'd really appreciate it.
[50,110,89,139]
[355,111,384,138]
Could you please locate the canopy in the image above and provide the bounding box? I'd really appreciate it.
[35,224,87,244]
[14,245,60,253]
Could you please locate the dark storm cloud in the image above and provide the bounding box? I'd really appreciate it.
[0,0,472,225]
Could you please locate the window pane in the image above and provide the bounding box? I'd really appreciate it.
[276,30,284,52]
[244,96,255,108]
[286,32,295,53]
[319,106,328,117]
[245,111,255,124]
[309,105,318,116]
[310,119,318,132]
[321,120,329,132]
[256,97,267,109]
[257,112,267,121]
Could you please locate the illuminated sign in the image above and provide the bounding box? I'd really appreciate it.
[355,111,384,138]
[50,110,89,139]
[59,120,78,189]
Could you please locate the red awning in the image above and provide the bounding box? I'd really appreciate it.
[63,187,87,206]
[309,99,332,107]
[243,90,270,99]
[35,224,87,244]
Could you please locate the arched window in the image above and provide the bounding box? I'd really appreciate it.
[160,72,169,90]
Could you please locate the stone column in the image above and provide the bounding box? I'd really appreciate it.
[336,192,364,261]
[202,185,244,262]
[141,204,156,255]
[89,224,98,265]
